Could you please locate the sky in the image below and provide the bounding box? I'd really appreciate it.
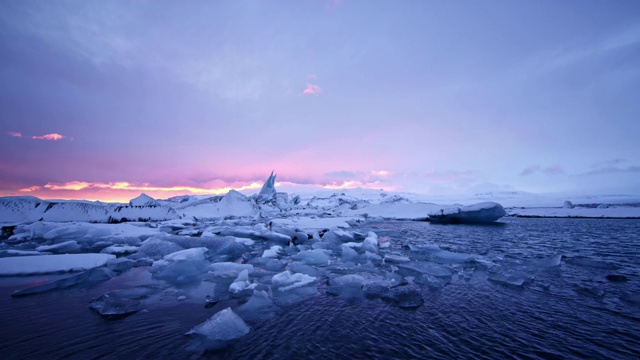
[1,0,639,202]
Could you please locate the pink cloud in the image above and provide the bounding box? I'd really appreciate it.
[302,84,323,95]
[19,186,41,192]
[7,131,22,137]
[32,133,65,141]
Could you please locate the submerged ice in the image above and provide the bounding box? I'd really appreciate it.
[186,307,250,351]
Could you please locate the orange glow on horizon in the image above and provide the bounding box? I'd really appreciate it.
[12,180,263,203]
[7,172,399,203]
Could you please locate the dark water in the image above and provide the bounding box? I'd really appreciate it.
[1,218,639,359]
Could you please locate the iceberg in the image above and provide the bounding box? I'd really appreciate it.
[262,245,283,258]
[210,262,254,278]
[271,270,316,291]
[428,202,506,224]
[178,190,258,220]
[258,171,277,198]
[327,274,366,298]
[138,238,184,259]
[185,307,250,351]
[229,269,256,294]
[271,270,318,305]
[149,248,209,285]
[235,290,277,322]
[292,249,330,266]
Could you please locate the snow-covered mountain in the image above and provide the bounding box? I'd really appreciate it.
[0,196,178,225]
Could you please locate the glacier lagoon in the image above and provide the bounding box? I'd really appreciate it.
[1,217,639,359]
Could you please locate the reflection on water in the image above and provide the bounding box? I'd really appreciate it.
[1,218,639,359]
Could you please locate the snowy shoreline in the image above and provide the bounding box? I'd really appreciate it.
[2,189,640,226]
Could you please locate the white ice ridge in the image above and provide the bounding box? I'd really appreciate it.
[0,253,116,275]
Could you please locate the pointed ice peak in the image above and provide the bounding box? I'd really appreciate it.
[224,189,249,201]
[129,193,157,206]
[258,171,277,197]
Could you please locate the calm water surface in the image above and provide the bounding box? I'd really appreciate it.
[1,218,639,359]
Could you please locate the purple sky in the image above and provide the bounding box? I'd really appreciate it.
[1,1,639,202]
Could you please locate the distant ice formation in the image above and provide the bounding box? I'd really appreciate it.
[428,202,506,223]
[258,171,277,198]
[129,193,158,206]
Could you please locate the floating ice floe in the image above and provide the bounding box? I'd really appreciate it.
[327,274,367,298]
[271,217,353,231]
[262,245,283,258]
[229,269,256,294]
[35,240,82,254]
[272,270,316,291]
[0,253,116,275]
[0,249,50,257]
[210,262,254,278]
[12,267,115,296]
[271,270,318,305]
[235,290,277,322]
[137,237,183,259]
[89,286,161,318]
[100,245,139,256]
[293,249,330,265]
[10,222,161,243]
[428,202,506,224]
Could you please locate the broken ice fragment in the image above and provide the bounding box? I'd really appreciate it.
[150,248,209,285]
[186,307,250,351]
